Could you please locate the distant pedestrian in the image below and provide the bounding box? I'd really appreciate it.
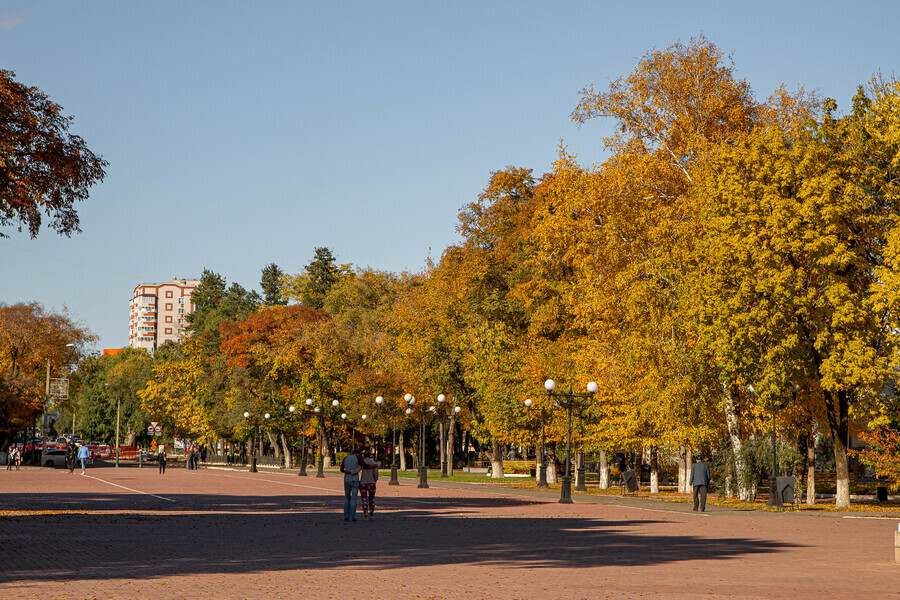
[690,455,711,512]
[66,441,78,474]
[340,452,364,521]
[77,443,90,475]
[359,451,379,521]
[158,448,167,474]
[6,446,14,470]
[192,446,200,470]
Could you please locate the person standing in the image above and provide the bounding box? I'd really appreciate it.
[158,447,167,474]
[77,443,90,475]
[340,452,364,521]
[12,446,21,470]
[690,454,711,512]
[359,451,379,521]
[65,440,78,474]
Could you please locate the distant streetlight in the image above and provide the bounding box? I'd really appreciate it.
[544,379,598,503]
[307,398,340,477]
[524,398,551,489]
[242,411,270,473]
[375,395,404,486]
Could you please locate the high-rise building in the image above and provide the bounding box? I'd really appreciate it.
[128,278,200,352]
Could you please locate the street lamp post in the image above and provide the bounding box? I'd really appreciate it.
[375,395,404,486]
[42,343,75,466]
[289,402,313,476]
[405,393,439,489]
[341,412,364,453]
[754,384,798,507]
[434,394,461,479]
[242,411,271,473]
[307,399,340,478]
[524,398,551,489]
[544,379,598,504]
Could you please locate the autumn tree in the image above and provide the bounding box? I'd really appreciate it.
[689,79,900,506]
[0,302,93,452]
[526,37,816,494]
[0,70,108,238]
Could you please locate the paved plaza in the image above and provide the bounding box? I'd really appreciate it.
[1,463,899,599]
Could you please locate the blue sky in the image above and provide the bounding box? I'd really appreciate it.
[1,1,898,351]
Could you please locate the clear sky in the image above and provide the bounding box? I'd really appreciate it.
[1,1,898,352]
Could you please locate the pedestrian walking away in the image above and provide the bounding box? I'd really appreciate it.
[690,454,711,512]
[158,447,167,474]
[340,451,365,521]
[359,450,379,521]
[76,443,91,475]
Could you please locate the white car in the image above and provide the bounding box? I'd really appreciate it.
[42,449,68,468]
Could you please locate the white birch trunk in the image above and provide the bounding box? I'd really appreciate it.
[722,382,752,501]
[599,450,609,489]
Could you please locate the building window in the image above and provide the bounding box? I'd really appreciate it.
[178,308,184,314]
[164,328,172,335]
[165,316,173,323]
[165,291,173,298]
[165,303,173,311]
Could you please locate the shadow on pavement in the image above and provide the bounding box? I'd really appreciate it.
[0,491,801,583]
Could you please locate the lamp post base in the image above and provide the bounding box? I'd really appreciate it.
[249,456,258,473]
[316,458,325,478]
[440,460,448,478]
[389,465,399,485]
[417,466,429,488]
[575,467,588,492]
[537,464,549,489]
[298,460,308,476]
[559,475,573,503]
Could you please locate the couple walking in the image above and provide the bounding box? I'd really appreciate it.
[340,450,378,521]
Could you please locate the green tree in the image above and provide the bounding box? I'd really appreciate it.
[260,263,286,306]
[282,247,350,309]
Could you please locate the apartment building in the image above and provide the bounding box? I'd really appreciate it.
[129,278,200,352]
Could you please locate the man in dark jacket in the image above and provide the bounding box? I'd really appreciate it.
[65,441,78,474]
[690,455,711,512]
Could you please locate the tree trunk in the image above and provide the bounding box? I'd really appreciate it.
[439,420,446,472]
[399,430,407,471]
[575,450,584,488]
[446,417,456,474]
[650,445,659,494]
[280,432,292,468]
[547,442,558,484]
[806,430,816,506]
[486,439,504,479]
[266,431,281,458]
[599,450,609,489]
[723,382,752,501]
[677,445,687,494]
[824,389,851,508]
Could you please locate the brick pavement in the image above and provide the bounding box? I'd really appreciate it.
[1,463,899,599]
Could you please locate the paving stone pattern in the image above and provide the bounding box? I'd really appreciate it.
[1,464,899,599]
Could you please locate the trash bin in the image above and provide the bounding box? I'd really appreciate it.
[877,486,888,502]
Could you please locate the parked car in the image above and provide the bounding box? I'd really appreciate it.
[42,449,68,468]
